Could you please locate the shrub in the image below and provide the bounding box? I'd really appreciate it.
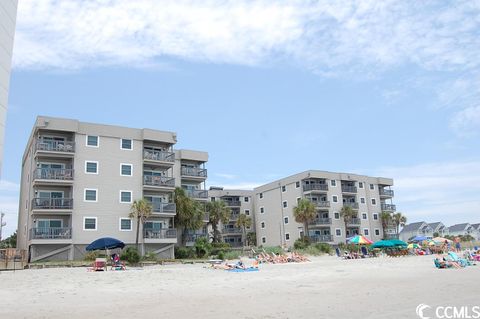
[211,242,231,256]
[293,237,310,250]
[217,250,225,260]
[84,251,99,261]
[121,247,141,264]
[194,237,212,258]
[175,247,195,259]
[314,243,332,254]
[223,250,243,260]
[262,246,285,255]
[142,251,158,261]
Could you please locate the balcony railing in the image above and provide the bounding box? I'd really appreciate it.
[381,204,396,211]
[348,218,361,225]
[186,232,208,242]
[34,168,74,181]
[379,189,394,197]
[309,235,333,243]
[143,149,175,163]
[150,202,176,214]
[143,175,175,187]
[181,167,208,178]
[303,184,328,192]
[230,213,240,220]
[32,198,73,210]
[185,189,208,199]
[35,141,75,153]
[223,200,241,207]
[223,227,242,234]
[385,234,399,239]
[29,227,72,240]
[341,185,357,193]
[143,229,177,239]
[310,218,332,225]
[343,202,359,209]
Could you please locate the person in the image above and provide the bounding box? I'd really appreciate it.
[454,237,461,253]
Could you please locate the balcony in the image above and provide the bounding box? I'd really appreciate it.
[35,141,75,155]
[341,185,357,193]
[379,189,394,197]
[347,218,361,225]
[185,232,208,243]
[33,168,74,184]
[181,167,208,179]
[223,200,241,207]
[223,227,242,234]
[343,202,359,209]
[143,229,177,244]
[185,189,208,199]
[381,203,397,211]
[230,213,240,220]
[310,218,332,225]
[143,149,175,166]
[32,198,73,210]
[309,235,333,243]
[303,184,328,192]
[150,202,176,214]
[385,233,399,239]
[29,227,72,240]
[143,175,175,188]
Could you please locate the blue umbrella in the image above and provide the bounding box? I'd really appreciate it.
[86,237,125,251]
[411,235,428,242]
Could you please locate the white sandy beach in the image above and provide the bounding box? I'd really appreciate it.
[1,255,478,319]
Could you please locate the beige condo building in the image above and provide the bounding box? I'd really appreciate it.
[17,116,207,261]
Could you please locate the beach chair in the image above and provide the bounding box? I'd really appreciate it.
[89,258,107,271]
[361,246,369,258]
[448,252,469,267]
[434,258,452,269]
[335,247,342,258]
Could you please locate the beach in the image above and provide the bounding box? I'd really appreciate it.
[1,255,478,319]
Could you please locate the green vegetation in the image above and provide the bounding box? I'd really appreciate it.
[340,206,356,242]
[83,251,99,261]
[0,231,17,248]
[174,187,205,245]
[235,213,252,247]
[207,201,231,243]
[194,237,212,258]
[129,199,153,250]
[121,247,141,264]
[142,251,158,262]
[293,238,332,255]
[293,199,316,237]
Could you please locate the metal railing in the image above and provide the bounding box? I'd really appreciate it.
[181,167,208,178]
[143,229,177,239]
[150,202,176,213]
[223,227,242,234]
[35,141,75,153]
[341,185,357,193]
[29,227,72,240]
[34,168,74,181]
[303,184,328,192]
[143,175,175,187]
[381,204,396,211]
[143,149,175,162]
[185,189,208,199]
[32,198,73,210]
[385,234,399,239]
[186,233,208,242]
[379,189,394,197]
[223,200,241,207]
[310,218,332,225]
[348,218,361,225]
[343,202,359,209]
[309,235,333,242]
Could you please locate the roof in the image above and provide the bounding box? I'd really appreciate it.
[428,222,444,230]
[400,222,426,233]
[448,223,470,232]
[471,223,480,229]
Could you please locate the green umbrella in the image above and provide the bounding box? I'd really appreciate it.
[371,240,395,248]
[386,239,408,247]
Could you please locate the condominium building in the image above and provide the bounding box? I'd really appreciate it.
[208,187,255,247]
[17,116,208,261]
[0,0,18,174]
[253,170,396,247]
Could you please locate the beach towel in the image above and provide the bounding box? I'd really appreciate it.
[227,267,259,272]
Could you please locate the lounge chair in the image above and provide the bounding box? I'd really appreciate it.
[88,258,107,271]
[434,258,452,269]
[361,246,369,258]
[448,252,469,267]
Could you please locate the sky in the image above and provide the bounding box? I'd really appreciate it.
[1,0,480,237]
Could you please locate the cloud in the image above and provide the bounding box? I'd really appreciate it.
[0,180,20,238]
[450,105,480,137]
[214,173,237,180]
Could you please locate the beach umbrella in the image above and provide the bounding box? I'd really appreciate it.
[408,243,420,249]
[371,240,395,248]
[433,237,453,244]
[411,235,428,242]
[348,235,373,245]
[387,239,408,247]
[86,237,125,251]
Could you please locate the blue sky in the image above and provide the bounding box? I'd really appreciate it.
[1,1,480,237]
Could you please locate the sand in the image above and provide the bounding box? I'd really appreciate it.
[0,255,479,319]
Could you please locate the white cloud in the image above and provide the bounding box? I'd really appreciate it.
[450,105,480,137]
[214,173,237,180]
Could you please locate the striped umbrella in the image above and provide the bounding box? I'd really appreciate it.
[348,235,373,245]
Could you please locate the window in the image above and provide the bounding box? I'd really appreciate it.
[211,197,216,202]
[261,222,265,229]
[332,195,338,203]
[335,229,342,237]
[245,209,250,216]
[371,198,377,205]
[86,135,99,147]
[285,233,290,241]
[284,217,289,224]
[85,161,98,174]
[359,182,364,189]
[364,229,369,236]
[334,212,340,219]
[295,181,300,188]
[283,201,288,208]
[244,197,249,202]
[331,180,337,187]
[373,213,379,221]
[370,184,375,190]
[120,164,132,176]
[260,207,264,214]
[120,218,132,231]
[262,237,266,244]
[259,193,263,199]
[360,197,365,204]
[120,191,132,203]
[281,185,286,192]
[375,229,380,236]
[296,197,301,204]
[362,213,367,220]
[84,189,97,202]
[121,138,133,150]
[84,217,97,230]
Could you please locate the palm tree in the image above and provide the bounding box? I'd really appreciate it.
[235,213,252,247]
[380,211,392,239]
[340,206,357,242]
[392,212,407,236]
[207,201,231,243]
[293,199,316,239]
[129,199,153,252]
[174,187,205,245]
